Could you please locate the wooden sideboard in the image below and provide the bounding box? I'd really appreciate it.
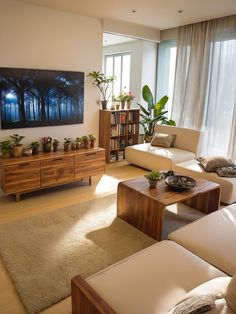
[0,148,105,201]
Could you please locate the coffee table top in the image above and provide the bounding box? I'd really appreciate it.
[118,176,220,206]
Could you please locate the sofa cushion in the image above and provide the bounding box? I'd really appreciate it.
[125,143,195,170]
[198,156,235,172]
[86,241,225,314]
[151,133,176,148]
[169,205,236,276]
[172,159,236,204]
[168,277,233,314]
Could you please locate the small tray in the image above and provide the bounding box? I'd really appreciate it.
[165,175,196,190]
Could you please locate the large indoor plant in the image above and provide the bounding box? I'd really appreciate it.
[87,71,115,109]
[138,85,175,142]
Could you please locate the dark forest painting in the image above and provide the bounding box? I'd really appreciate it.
[0,67,84,129]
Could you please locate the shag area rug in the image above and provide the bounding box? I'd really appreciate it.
[0,194,156,314]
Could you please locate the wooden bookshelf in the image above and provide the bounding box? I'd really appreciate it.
[99,109,139,162]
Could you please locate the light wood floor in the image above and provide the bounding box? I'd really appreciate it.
[0,161,147,314]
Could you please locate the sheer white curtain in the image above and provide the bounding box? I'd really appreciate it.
[171,15,236,159]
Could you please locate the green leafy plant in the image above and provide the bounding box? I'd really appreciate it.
[89,134,96,141]
[87,71,115,101]
[82,136,89,142]
[144,171,163,181]
[0,140,12,157]
[10,134,25,146]
[138,85,175,138]
[30,141,39,149]
[64,138,71,144]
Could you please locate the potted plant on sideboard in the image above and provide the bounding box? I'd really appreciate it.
[87,71,116,110]
[89,134,96,149]
[30,141,40,155]
[0,140,12,159]
[64,138,71,151]
[10,134,25,157]
[82,136,90,149]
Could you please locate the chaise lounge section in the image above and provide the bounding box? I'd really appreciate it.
[125,124,202,171]
[71,204,236,314]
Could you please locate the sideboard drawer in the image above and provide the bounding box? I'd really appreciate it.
[75,150,105,179]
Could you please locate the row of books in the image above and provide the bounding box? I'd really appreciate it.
[110,137,135,149]
[111,112,138,124]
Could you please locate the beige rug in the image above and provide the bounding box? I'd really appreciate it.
[0,194,156,314]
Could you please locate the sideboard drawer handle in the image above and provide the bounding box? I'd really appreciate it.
[18,163,30,166]
[86,153,96,156]
[53,158,63,161]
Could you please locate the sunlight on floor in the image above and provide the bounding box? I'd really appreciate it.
[94,174,120,196]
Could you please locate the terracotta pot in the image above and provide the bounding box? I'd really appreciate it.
[83,141,90,149]
[64,143,71,151]
[90,140,95,149]
[12,145,23,157]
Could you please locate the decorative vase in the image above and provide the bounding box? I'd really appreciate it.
[126,100,131,109]
[120,100,125,109]
[12,145,23,157]
[148,179,158,188]
[43,143,52,152]
[101,100,108,110]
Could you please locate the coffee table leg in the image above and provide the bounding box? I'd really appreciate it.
[183,186,221,214]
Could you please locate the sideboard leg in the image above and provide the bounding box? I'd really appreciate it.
[89,177,92,185]
[15,193,21,202]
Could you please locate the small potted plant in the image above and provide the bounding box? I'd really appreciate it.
[144,170,164,188]
[42,137,52,152]
[89,134,96,149]
[30,141,40,155]
[75,137,82,149]
[10,134,25,157]
[0,140,12,159]
[53,139,59,152]
[64,138,71,151]
[71,141,76,150]
[82,135,90,149]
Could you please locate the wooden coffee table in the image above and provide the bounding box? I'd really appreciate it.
[117,176,220,241]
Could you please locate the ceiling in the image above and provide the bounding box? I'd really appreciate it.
[21,0,236,30]
[103,33,137,46]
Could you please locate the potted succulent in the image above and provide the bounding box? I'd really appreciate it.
[138,85,175,143]
[82,135,90,149]
[53,139,59,152]
[144,170,164,188]
[75,137,82,149]
[10,134,25,157]
[89,134,96,149]
[64,138,71,151]
[0,140,12,159]
[30,141,40,155]
[87,71,116,109]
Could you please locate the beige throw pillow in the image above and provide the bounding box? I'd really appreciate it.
[226,275,236,312]
[198,156,235,172]
[151,133,176,148]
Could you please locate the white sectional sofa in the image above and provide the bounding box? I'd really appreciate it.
[71,204,236,314]
[125,124,202,171]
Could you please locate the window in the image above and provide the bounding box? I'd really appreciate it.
[104,53,131,98]
[156,40,177,118]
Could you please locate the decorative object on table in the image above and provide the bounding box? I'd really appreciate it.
[42,137,52,152]
[30,141,40,155]
[89,134,96,149]
[52,139,59,152]
[75,137,82,149]
[23,147,32,156]
[10,134,25,157]
[165,175,196,190]
[63,138,71,151]
[71,142,76,150]
[0,140,12,158]
[144,170,164,188]
[0,67,84,129]
[137,85,175,143]
[87,71,116,110]
[82,135,90,149]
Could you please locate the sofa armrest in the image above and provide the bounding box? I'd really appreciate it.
[71,275,116,314]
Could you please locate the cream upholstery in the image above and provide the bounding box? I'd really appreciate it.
[87,241,225,314]
[172,159,236,204]
[169,205,236,276]
[125,125,201,170]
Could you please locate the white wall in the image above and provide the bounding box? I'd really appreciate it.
[0,0,102,149]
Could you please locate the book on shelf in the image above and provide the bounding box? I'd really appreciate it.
[119,138,126,148]
[110,125,119,136]
[119,124,126,135]
[128,111,134,122]
[111,112,118,124]
[119,112,127,123]
[110,138,119,149]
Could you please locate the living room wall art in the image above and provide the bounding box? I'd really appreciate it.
[0,67,84,129]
